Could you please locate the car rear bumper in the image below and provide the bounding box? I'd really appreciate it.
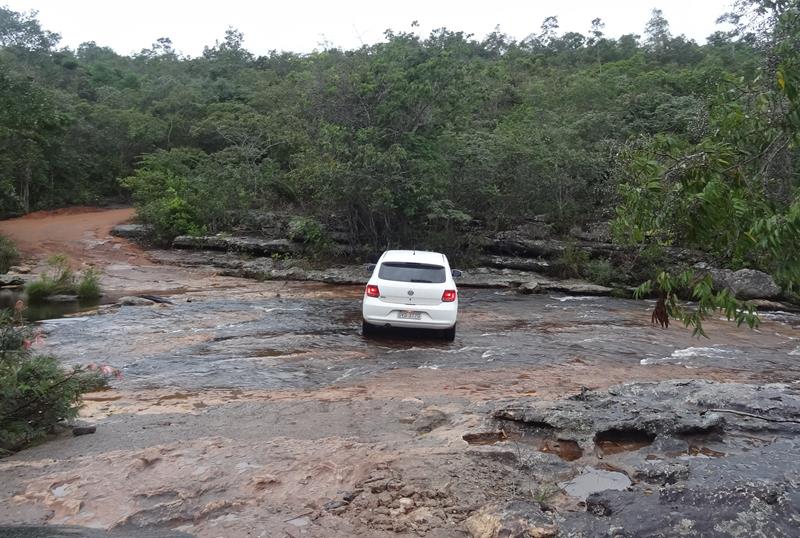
[362,297,458,329]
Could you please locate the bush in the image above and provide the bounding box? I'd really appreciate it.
[287,216,332,259]
[76,267,102,299]
[25,255,102,302]
[586,259,616,286]
[0,308,108,454]
[554,242,590,279]
[0,235,19,274]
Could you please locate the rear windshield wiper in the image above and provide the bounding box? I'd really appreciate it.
[410,279,433,283]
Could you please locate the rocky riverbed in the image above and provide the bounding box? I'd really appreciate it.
[2,208,800,537]
[2,278,800,537]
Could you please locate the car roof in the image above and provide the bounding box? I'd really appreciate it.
[379,250,447,266]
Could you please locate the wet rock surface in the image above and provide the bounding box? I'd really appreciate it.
[476,380,800,536]
[2,242,800,538]
[0,274,25,287]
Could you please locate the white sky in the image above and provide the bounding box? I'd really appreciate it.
[6,0,735,56]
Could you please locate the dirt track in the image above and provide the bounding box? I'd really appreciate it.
[0,207,144,266]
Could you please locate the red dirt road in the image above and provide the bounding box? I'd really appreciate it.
[0,207,146,266]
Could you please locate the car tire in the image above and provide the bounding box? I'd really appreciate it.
[442,324,456,342]
[362,319,376,337]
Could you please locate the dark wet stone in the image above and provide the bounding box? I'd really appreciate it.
[586,492,614,516]
[72,425,96,436]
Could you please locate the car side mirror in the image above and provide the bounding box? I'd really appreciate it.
[366,263,376,272]
[451,269,462,278]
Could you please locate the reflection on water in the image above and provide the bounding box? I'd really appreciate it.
[0,288,102,321]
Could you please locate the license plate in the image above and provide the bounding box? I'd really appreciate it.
[398,311,422,320]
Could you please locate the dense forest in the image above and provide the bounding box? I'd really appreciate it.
[0,1,798,283]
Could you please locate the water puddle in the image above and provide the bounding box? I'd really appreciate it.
[0,288,114,321]
[594,429,655,455]
[559,467,631,499]
[463,429,584,461]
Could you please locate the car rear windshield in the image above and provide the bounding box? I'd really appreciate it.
[378,262,446,283]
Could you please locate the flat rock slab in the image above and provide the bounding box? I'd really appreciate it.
[0,527,192,538]
[173,235,300,256]
[0,274,25,287]
[110,224,153,239]
[495,380,800,443]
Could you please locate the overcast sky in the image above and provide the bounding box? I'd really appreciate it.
[6,0,735,56]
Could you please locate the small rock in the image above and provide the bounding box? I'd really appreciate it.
[341,490,362,502]
[324,499,349,511]
[118,296,156,306]
[72,425,97,436]
[398,497,415,513]
[518,281,543,294]
[8,265,31,274]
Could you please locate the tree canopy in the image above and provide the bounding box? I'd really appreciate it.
[0,2,796,281]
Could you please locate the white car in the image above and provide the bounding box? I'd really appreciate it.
[361,250,460,341]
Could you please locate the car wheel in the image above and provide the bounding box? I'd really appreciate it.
[442,324,456,342]
[362,319,376,337]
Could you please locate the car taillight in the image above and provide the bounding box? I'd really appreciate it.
[366,284,380,298]
[442,289,457,302]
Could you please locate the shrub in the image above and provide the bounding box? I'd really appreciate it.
[288,216,332,259]
[0,235,19,274]
[0,308,109,454]
[554,242,590,279]
[25,255,102,302]
[586,259,616,286]
[76,267,102,299]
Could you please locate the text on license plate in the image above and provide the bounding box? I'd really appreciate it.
[398,311,422,320]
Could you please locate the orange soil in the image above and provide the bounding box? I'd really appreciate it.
[0,207,147,266]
